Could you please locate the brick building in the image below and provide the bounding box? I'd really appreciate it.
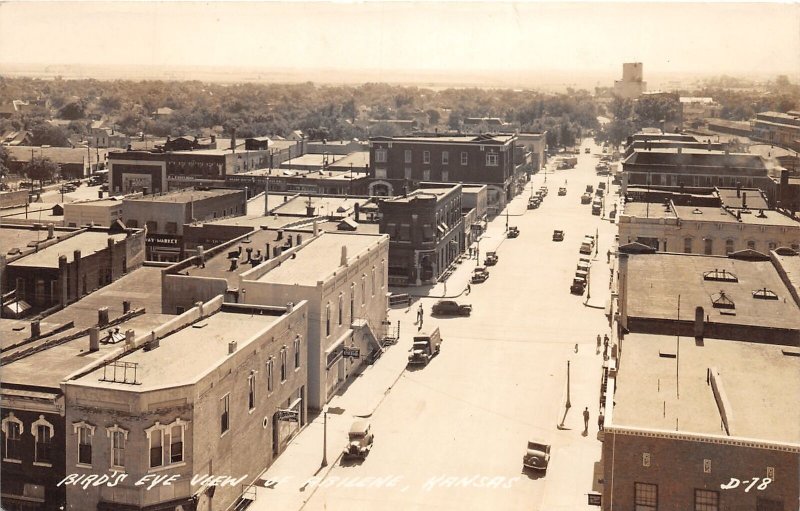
[62,299,308,511]
[378,183,464,286]
[122,188,246,262]
[368,134,516,215]
[751,111,800,151]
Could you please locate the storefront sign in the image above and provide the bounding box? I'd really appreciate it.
[342,347,361,359]
[146,235,183,246]
[277,409,299,422]
[587,493,602,506]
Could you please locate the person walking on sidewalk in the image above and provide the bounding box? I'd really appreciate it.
[596,334,602,354]
[603,335,609,360]
[417,303,424,329]
[583,407,590,433]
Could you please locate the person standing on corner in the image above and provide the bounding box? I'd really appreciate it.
[583,407,590,433]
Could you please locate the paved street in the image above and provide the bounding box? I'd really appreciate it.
[249,139,620,511]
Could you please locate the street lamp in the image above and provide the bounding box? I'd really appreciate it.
[321,406,328,468]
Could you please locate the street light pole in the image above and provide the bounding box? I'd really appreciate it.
[566,360,571,409]
[321,408,328,468]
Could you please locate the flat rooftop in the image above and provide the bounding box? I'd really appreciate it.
[373,134,515,144]
[774,252,800,302]
[622,201,678,219]
[0,226,69,254]
[1,267,168,388]
[383,186,459,204]
[279,153,347,167]
[124,189,241,203]
[8,231,127,268]
[256,231,384,286]
[65,198,123,208]
[672,205,800,227]
[328,151,369,170]
[613,333,800,444]
[626,253,800,331]
[270,195,368,217]
[715,187,769,210]
[73,311,280,390]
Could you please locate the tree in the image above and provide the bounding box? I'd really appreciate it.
[426,109,441,126]
[25,156,59,187]
[0,145,12,178]
[30,123,71,147]
[58,101,85,120]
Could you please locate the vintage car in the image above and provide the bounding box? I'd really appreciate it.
[552,230,565,242]
[484,251,499,266]
[523,440,551,471]
[60,184,77,193]
[539,187,549,196]
[586,184,594,193]
[585,147,591,154]
[527,197,541,209]
[570,277,586,295]
[581,193,592,205]
[507,226,520,238]
[577,261,591,274]
[431,300,472,317]
[471,267,490,283]
[558,187,567,196]
[342,420,374,460]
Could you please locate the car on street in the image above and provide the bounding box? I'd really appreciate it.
[539,186,549,196]
[507,226,520,238]
[577,260,591,273]
[523,440,551,471]
[484,251,498,266]
[552,230,564,242]
[581,193,592,205]
[558,187,567,196]
[585,184,593,193]
[431,300,472,317]
[527,198,540,209]
[471,267,489,283]
[342,420,374,460]
[580,241,593,255]
[585,147,591,154]
[592,199,602,216]
[570,277,586,295]
[60,184,77,193]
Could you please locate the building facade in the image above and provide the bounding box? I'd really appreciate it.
[613,62,647,99]
[368,134,516,214]
[751,111,800,152]
[378,184,464,286]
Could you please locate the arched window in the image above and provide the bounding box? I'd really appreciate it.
[2,413,23,462]
[32,415,54,466]
[146,419,188,468]
[72,421,95,467]
[107,424,128,469]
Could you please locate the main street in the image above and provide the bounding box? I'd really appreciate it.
[250,138,620,511]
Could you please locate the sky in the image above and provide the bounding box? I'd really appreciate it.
[0,1,798,78]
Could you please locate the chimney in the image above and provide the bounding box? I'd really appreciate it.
[98,190,104,199]
[354,203,360,222]
[245,247,253,262]
[228,340,238,354]
[694,306,705,339]
[98,306,109,326]
[197,245,205,268]
[47,223,54,239]
[230,128,237,154]
[125,329,135,347]
[277,230,283,241]
[89,327,100,352]
[229,258,239,271]
[296,234,302,245]
[31,320,41,339]
[306,204,315,217]
[736,210,742,222]
[340,245,348,266]
[312,219,318,235]
[287,236,293,248]
[741,192,747,209]
[264,243,270,260]
[237,245,243,257]
[196,301,204,318]
[142,187,149,196]
[287,302,294,312]
[210,134,216,144]
[273,246,280,258]
[122,300,131,314]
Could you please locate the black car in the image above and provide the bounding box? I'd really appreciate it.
[431,300,472,317]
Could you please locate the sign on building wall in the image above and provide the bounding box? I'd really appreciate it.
[122,173,152,193]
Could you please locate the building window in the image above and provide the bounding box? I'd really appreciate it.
[248,372,256,411]
[220,394,230,435]
[2,414,23,462]
[404,167,412,180]
[423,170,430,181]
[684,237,693,254]
[73,422,95,466]
[170,423,184,464]
[486,152,498,166]
[423,151,430,164]
[32,416,54,465]
[107,425,128,468]
[325,302,331,337]
[694,489,719,511]
[461,152,468,165]
[704,238,713,255]
[634,482,657,511]
[267,358,274,392]
[441,170,449,182]
[442,151,449,164]
[747,240,756,250]
[149,429,164,468]
[404,149,412,163]
[294,336,301,369]
[375,148,387,163]
[725,239,734,254]
[146,420,186,468]
[146,220,158,233]
[338,293,343,326]
[757,498,784,511]
[280,347,287,382]
[361,275,366,305]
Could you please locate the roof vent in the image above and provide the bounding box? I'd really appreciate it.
[703,269,738,282]
[711,291,735,309]
[752,288,778,300]
[692,208,703,214]
[757,209,767,218]
[228,340,238,354]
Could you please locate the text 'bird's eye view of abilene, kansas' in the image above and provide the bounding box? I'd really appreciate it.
[0,2,798,511]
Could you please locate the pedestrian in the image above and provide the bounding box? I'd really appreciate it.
[596,334,601,353]
[467,283,471,295]
[607,249,611,264]
[583,407,590,433]
[604,334,610,346]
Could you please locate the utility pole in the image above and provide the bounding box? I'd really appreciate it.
[676,294,681,399]
[566,360,571,409]
[321,408,328,468]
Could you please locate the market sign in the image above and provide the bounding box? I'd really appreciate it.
[342,347,361,359]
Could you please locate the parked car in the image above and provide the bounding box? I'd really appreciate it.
[577,261,591,274]
[507,226,520,238]
[471,267,489,283]
[484,251,499,266]
[585,147,591,154]
[558,187,567,196]
[571,277,586,295]
[586,184,594,193]
[60,184,76,193]
[581,193,592,205]
[527,198,540,209]
[432,300,472,317]
[523,440,551,471]
[580,241,593,255]
[539,186,549,196]
[408,327,442,366]
[552,230,564,242]
[342,420,374,460]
